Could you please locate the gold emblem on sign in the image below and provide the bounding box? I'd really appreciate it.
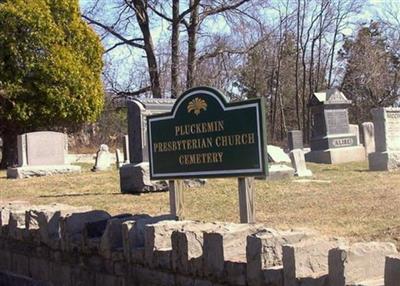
[187,97,207,115]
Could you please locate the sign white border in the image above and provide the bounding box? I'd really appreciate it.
[148,89,264,178]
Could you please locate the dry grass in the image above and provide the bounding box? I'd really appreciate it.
[1,161,400,246]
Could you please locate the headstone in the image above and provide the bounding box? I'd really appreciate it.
[362,122,375,155]
[288,130,303,151]
[267,145,291,163]
[127,98,175,164]
[289,149,312,177]
[121,98,175,193]
[92,144,112,171]
[115,148,124,169]
[123,135,130,163]
[369,107,400,171]
[6,131,80,179]
[305,88,365,164]
[348,124,360,145]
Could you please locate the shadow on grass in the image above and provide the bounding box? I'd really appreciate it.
[39,192,122,198]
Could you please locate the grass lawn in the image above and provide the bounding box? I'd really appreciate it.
[1,161,400,247]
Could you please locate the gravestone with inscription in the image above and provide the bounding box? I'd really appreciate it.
[305,88,365,164]
[288,130,303,151]
[120,98,175,193]
[369,108,400,171]
[7,131,80,179]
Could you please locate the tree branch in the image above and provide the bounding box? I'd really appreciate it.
[82,14,145,50]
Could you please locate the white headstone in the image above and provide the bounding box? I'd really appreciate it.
[267,145,291,163]
[92,144,112,171]
[289,149,313,177]
[115,148,124,169]
[349,124,360,145]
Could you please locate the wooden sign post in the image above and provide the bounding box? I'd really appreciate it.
[238,177,255,223]
[169,180,184,219]
[147,86,267,223]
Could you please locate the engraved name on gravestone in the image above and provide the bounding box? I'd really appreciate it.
[306,88,365,164]
[325,109,349,135]
[20,132,65,166]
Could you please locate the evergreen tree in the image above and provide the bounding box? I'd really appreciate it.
[0,0,104,167]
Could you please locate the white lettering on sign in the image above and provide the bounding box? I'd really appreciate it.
[332,138,354,147]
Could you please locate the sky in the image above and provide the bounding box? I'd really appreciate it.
[78,0,394,91]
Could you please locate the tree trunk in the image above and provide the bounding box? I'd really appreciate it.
[186,0,199,89]
[0,127,18,169]
[133,0,162,98]
[171,0,180,98]
[294,0,301,130]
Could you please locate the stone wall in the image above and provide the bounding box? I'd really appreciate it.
[1,202,399,286]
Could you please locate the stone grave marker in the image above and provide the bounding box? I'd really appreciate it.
[120,98,175,193]
[289,149,312,177]
[288,130,303,151]
[123,135,130,163]
[7,131,80,179]
[92,144,112,171]
[369,107,400,171]
[305,88,365,164]
[267,145,291,163]
[362,122,375,155]
[115,148,124,169]
[127,98,175,164]
[349,124,360,145]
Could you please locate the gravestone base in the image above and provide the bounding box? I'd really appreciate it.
[265,164,294,180]
[119,162,168,194]
[305,145,365,164]
[7,165,81,179]
[368,152,400,171]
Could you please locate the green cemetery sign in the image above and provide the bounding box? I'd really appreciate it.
[147,86,267,179]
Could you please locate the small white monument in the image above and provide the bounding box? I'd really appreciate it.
[92,144,112,171]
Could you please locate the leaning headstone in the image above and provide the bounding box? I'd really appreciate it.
[369,107,400,171]
[306,88,365,164]
[92,144,112,171]
[267,145,291,163]
[289,149,312,177]
[6,131,80,179]
[362,122,375,155]
[288,130,303,151]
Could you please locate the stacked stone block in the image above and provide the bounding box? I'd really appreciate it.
[0,202,399,286]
